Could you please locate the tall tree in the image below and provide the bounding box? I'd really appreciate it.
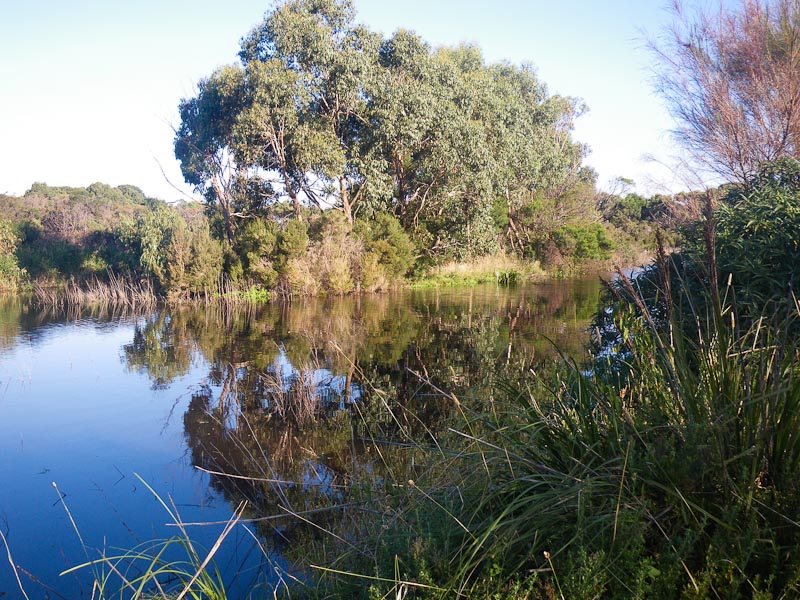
[177,0,590,262]
[233,59,308,221]
[174,66,252,243]
[653,0,800,183]
[367,36,588,258]
[238,0,381,223]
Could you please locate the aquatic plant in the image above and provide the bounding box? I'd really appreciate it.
[53,476,283,600]
[32,272,158,310]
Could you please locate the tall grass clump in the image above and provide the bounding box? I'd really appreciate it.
[413,252,539,288]
[330,271,800,598]
[440,275,800,598]
[32,272,158,310]
[310,160,800,598]
[53,476,276,600]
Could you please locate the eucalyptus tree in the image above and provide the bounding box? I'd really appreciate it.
[232,59,308,221]
[479,62,593,248]
[238,0,382,223]
[367,35,589,259]
[366,29,438,227]
[176,0,592,264]
[365,35,500,257]
[174,65,258,244]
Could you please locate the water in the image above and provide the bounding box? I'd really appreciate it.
[0,281,602,598]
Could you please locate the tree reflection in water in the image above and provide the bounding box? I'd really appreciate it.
[122,281,603,559]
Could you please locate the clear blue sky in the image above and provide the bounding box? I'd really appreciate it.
[0,1,714,201]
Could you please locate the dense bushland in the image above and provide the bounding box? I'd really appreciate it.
[1,1,693,301]
[0,183,224,300]
[283,159,800,599]
[0,173,677,301]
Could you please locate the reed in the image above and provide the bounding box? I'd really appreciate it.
[261,365,320,428]
[54,476,260,600]
[415,253,539,288]
[33,273,158,311]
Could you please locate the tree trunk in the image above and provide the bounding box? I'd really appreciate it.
[210,170,235,244]
[340,177,353,224]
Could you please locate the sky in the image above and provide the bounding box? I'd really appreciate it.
[0,1,714,202]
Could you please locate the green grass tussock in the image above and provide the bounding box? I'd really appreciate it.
[307,162,800,598]
[412,253,541,288]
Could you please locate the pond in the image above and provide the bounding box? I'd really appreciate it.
[0,280,603,598]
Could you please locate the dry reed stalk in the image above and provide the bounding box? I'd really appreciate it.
[33,273,158,312]
[261,366,320,428]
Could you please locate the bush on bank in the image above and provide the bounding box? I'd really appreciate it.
[297,158,800,599]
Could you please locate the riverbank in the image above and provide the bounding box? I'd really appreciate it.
[23,247,650,310]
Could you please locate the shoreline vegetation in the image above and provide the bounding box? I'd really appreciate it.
[0,178,683,308]
[5,0,800,595]
[7,157,799,599]
[0,0,690,306]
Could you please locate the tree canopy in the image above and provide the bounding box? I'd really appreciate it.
[653,0,800,183]
[174,0,590,261]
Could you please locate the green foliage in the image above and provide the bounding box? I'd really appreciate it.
[330,273,800,598]
[2,182,151,280]
[545,222,615,270]
[0,219,24,290]
[495,270,518,286]
[354,212,415,279]
[283,165,800,597]
[222,285,271,303]
[80,252,109,275]
[235,218,279,287]
[278,219,309,265]
[17,238,84,278]
[0,219,19,256]
[710,158,800,310]
[490,196,509,231]
[179,218,225,295]
[358,251,388,291]
[129,204,179,286]
[117,202,223,297]
[176,0,589,266]
[174,65,252,242]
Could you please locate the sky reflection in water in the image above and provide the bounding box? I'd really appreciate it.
[0,281,601,597]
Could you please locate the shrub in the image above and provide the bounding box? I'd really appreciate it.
[354,212,415,280]
[282,255,320,297]
[80,252,109,275]
[183,219,224,294]
[710,158,800,310]
[235,218,279,287]
[278,219,309,269]
[0,219,24,290]
[360,252,389,292]
[116,203,223,297]
[319,235,361,295]
[550,222,614,263]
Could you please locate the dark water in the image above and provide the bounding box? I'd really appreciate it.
[0,281,602,598]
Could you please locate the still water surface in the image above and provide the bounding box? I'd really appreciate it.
[0,281,602,597]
